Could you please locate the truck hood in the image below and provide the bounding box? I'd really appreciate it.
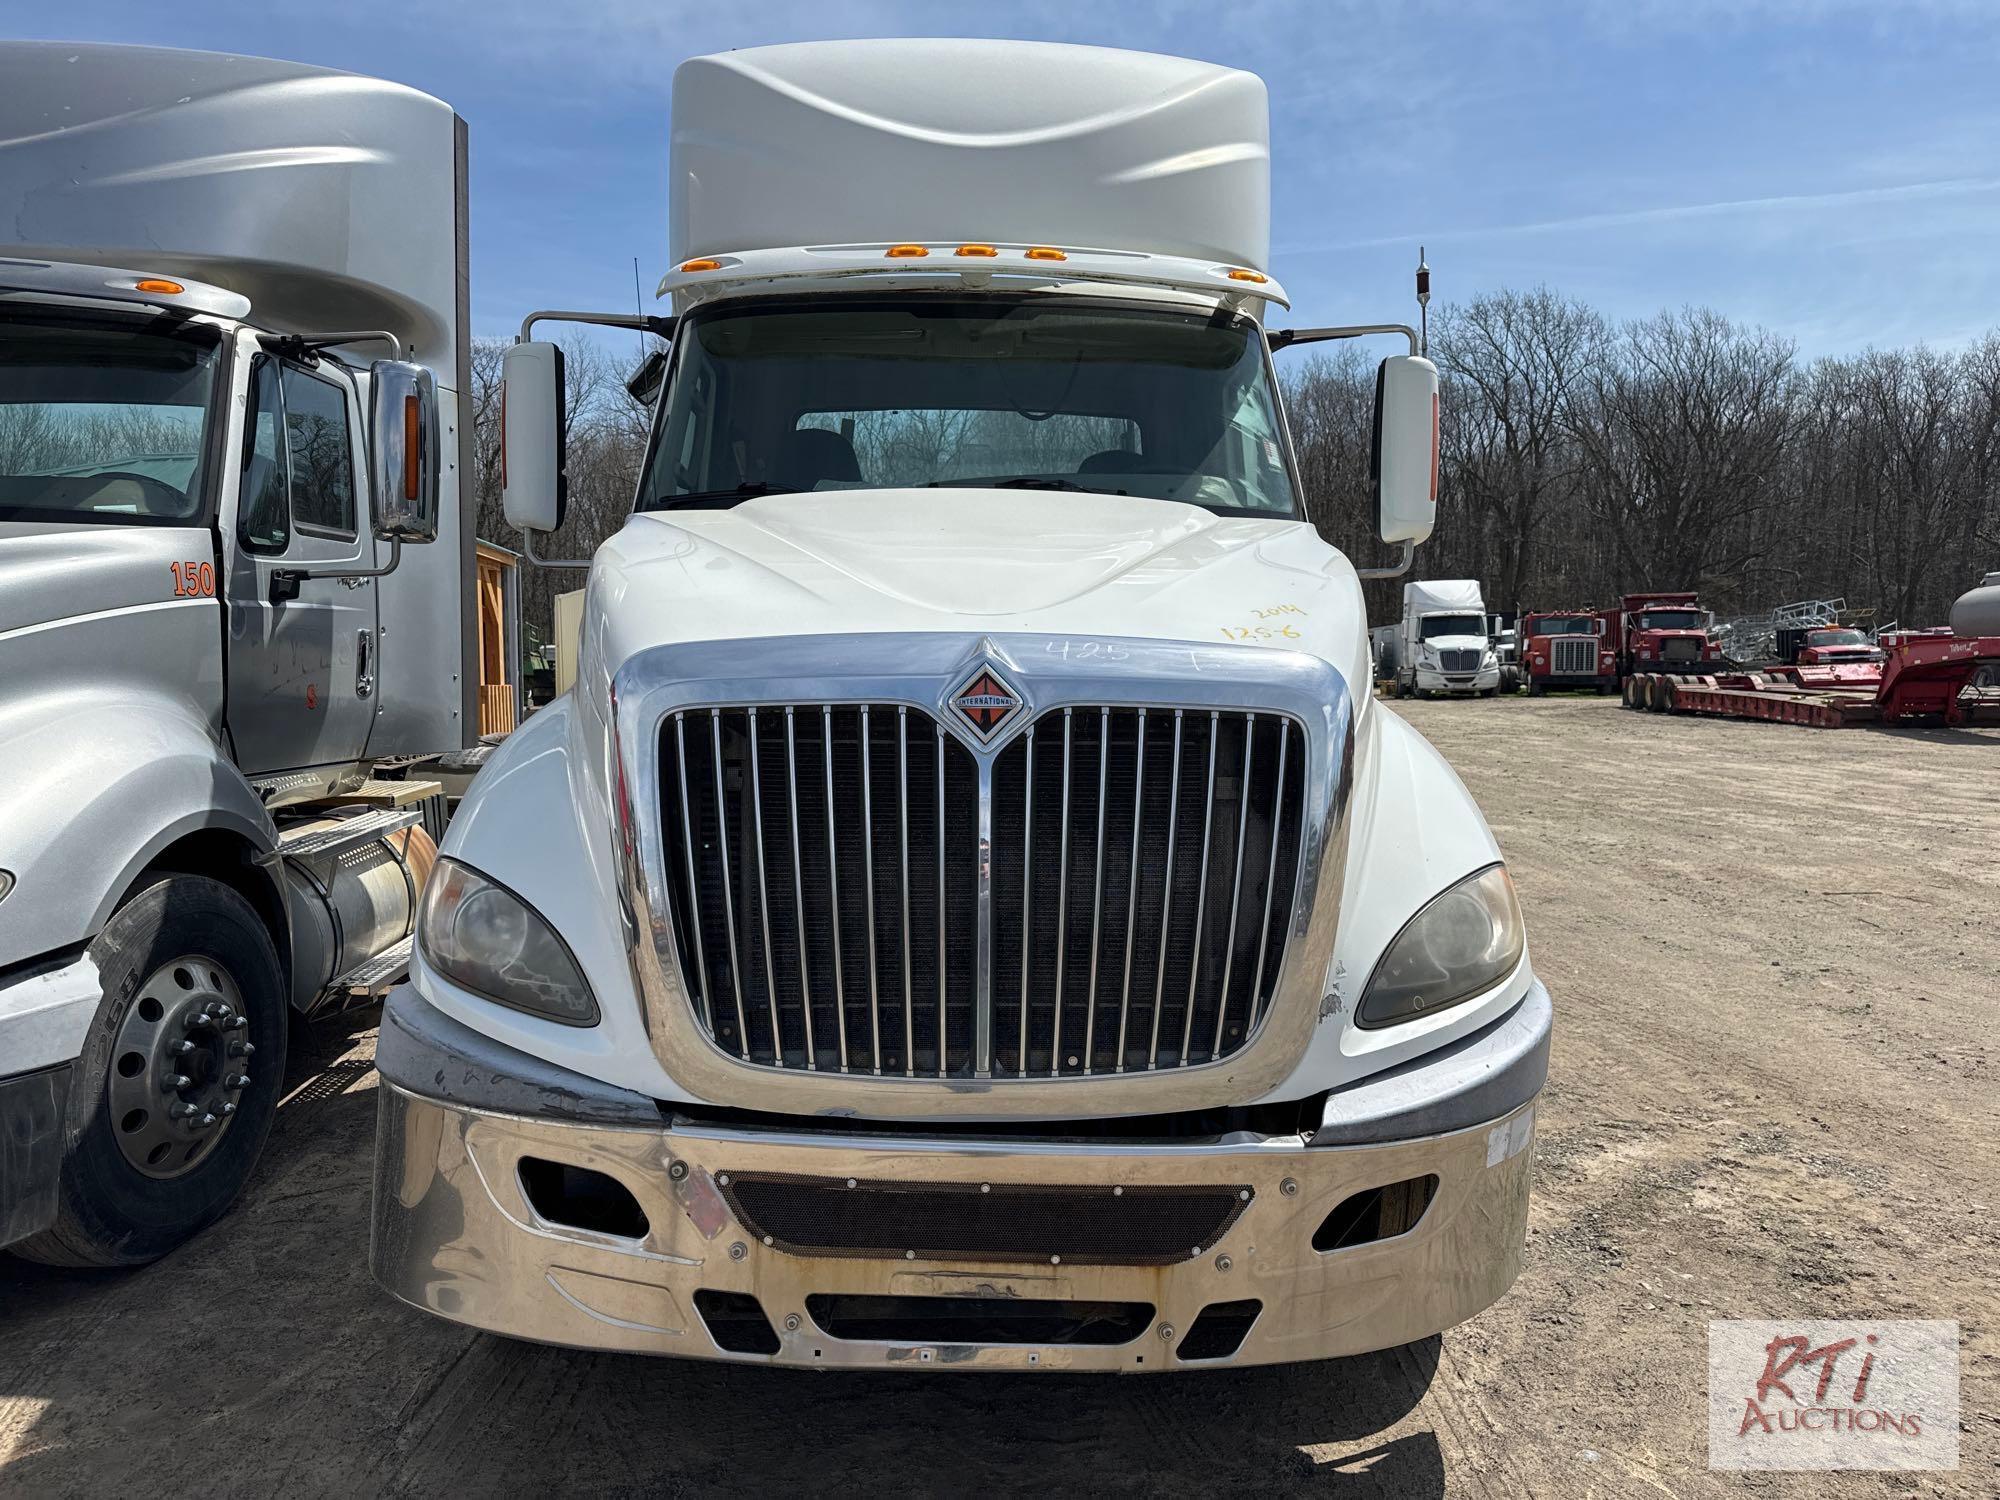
[582,489,1370,688]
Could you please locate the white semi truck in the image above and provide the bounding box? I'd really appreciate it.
[371,39,1549,1371]
[0,45,473,1263]
[1378,579,1503,698]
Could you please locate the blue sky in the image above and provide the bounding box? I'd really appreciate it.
[20,1,2000,357]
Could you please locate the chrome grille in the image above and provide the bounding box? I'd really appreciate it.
[660,706,978,1075]
[658,703,1307,1079]
[1439,647,1481,674]
[991,708,1303,1075]
[1551,637,1596,675]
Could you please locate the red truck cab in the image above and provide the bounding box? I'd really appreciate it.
[1611,591,1721,677]
[1519,610,1617,693]
[1796,627,1884,665]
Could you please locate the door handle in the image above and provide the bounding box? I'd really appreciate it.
[356,628,375,698]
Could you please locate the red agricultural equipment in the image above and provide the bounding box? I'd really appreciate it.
[1622,632,2000,728]
[1517,609,1618,694]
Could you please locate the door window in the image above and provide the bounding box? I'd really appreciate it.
[236,356,358,550]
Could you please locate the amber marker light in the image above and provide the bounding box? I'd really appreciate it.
[885,244,931,258]
[1225,268,1269,283]
[134,278,185,295]
[679,258,723,272]
[1024,246,1068,261]
[955,244,999,257]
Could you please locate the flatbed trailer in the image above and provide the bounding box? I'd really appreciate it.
[1623,635,2000,728]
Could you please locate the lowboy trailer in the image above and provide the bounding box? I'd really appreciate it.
[1623,633,2000,728]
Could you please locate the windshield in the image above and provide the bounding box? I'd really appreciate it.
[1809,629,1867,646]
[1530,618,1596,636]
[1420,614,1486,641]
[1638,610,1706,631]
[0,314,221,525]
[640,297,1299,518]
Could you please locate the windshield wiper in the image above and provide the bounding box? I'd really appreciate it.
[929,477,1116,494]
[651,481,803,511]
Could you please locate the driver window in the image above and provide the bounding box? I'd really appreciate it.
[238,358,288,553]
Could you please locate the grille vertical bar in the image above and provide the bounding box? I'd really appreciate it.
[660,701,1305,1080]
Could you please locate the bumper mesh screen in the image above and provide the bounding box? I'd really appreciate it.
[718,1172,1252,1266]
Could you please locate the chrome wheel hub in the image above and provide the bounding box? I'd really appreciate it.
[107,956,254,1179]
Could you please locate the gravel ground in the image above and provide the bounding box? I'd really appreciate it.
[3,693,1994,1497]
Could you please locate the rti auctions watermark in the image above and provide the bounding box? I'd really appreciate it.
[1708,1319,1959,1471]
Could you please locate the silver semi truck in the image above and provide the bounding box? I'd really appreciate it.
[0,44,474,1264]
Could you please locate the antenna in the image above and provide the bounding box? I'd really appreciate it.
[632,257,645,357]
[1415,246,1431,356]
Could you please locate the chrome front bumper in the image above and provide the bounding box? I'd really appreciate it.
[370,1065,1538,1372]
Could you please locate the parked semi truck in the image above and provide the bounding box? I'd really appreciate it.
[1517,608,1616,694]
[1379,579,1502,698]
[0,45,473,1264]
[369,40,1549,1372]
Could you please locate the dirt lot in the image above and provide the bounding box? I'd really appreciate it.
[2,694,1994,1497]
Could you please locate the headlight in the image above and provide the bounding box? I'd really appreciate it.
[1357,864,1523,1028]
[417,859,598,1026]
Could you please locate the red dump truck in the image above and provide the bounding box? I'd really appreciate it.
[1516,609,1617,694]
[1606,592,1723,680]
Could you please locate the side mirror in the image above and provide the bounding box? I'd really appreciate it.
[370,360,439,543]
[501,341,568,533]
[1370,354,1440,546]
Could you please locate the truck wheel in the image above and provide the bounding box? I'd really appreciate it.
[10,874,287,1268]
[1526,679,1543,697]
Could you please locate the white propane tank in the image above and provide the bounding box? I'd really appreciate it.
[279,817,438,1012]
[1949,572,2000,639]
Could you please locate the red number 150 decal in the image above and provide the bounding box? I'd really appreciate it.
[171,561,216,598]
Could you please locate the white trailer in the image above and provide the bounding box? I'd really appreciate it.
[0,44,472,1263]
[1393,579,1501,697]
[370,40,1549,1371]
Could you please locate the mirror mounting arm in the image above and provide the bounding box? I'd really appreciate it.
[1269,323,1420,356]
[260,329,405,362]
[1355,540,1416,581]
[517,310,677,342]
[269,539,403,603]
[523,532,592,571]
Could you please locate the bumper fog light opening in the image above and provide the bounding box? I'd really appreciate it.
[1312,1174,1439,1253]
[516,1157,649,1240]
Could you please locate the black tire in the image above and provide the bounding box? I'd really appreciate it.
[10,874,287,1267]
[1527,678,1543,697]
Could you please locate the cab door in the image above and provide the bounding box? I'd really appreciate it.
[223,353,379,780]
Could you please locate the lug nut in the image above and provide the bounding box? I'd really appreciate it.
[184,1012,210,1030]
[169,1040,195,1057]
[218,1101,237,1117]
[213,1002,234,1020]
[226,1074,251,1090]
[163,1073,192,1091]
[171,1102,200,1119]
[195,1113,217,1129]
[226,1015,248,1031]
[228,1040,255,1058]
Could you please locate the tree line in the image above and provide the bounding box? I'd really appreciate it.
[1287,291,2000,628]
[472,294,2000,646]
